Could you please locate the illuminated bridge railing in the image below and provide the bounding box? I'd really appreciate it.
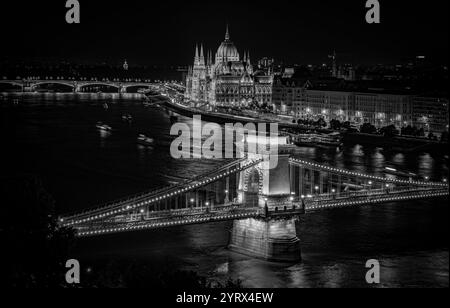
[75,204,261,237]
[60,157,262,227]
[104,202,249,223]
[289,158,448,188]
[71,187,448,237]
[305,186,444,201]
[304,187,449,211]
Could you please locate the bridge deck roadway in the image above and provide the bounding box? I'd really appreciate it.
[72,187,448,237]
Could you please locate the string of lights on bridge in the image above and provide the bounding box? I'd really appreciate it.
[306,190,448,211]
[289,158,448,187]
[60,158,262,227]
[60,157,448,228]
[76,211,259,237]
[75,189,448,237]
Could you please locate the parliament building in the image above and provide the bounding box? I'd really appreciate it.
[185,26,273,107]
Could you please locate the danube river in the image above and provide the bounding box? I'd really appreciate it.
[2,93,448,287]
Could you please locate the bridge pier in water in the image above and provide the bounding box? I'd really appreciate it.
[230,154,302,262]
[229,217,301,262]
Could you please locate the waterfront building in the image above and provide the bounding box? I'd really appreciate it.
[412,96,449,133]
[271,76,448,133]
[185,26,273,107]
[303,89,354,123]
[271,77,305,115]
[350,92,412,128]
[273,86,413,128]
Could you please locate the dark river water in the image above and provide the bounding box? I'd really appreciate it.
[2,93,448,288]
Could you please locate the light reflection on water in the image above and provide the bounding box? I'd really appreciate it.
[2,93,448,288]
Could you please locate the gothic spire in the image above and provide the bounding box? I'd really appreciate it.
[225,24,230,41]
[200,44,205,66]
[194,44,199,65]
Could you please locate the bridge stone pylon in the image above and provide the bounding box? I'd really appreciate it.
[232,154,302,262]
[237,154,292,210]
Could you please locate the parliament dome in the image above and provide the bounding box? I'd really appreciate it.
[215,26,240,63]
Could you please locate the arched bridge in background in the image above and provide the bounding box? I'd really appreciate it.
[0,79,158,93]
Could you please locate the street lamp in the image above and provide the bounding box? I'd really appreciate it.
[263,197,269,217]
[331,188,336,200]
[224,189,230,203]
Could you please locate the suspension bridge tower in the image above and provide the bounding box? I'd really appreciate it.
[229,140,302,262]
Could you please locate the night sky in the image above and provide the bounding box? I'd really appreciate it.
[1,0,448,65]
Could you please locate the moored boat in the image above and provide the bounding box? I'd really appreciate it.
[292,132,343,148]
[96,121,112,131]
[384,166,417,178]
[121,114,133,122]
[137,134,154,146]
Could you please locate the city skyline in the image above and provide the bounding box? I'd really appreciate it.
[1,1,449,66]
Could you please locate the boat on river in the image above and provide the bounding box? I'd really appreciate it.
[384,166,417,179]
[96,121,112,131]
[121,114,133,122]
[137,134,154,146]
[292,132,343,148]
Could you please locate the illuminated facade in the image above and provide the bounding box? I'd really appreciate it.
[185,26,273,106]
[271,79,424,129]
[412,96,449,133]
